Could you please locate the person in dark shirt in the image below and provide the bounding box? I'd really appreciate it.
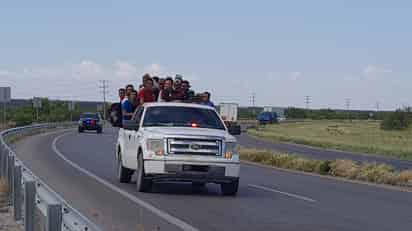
[139,78,156,104]
[159,77,174,102]
[200,92,215,107]
[152,76,160,101]
[131,90,140,110]
[158,78,165,91]
[116,88,126,126]
[181,80,195,101]
[173,79,185,101]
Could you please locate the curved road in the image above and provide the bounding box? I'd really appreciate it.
[13,128,412,231]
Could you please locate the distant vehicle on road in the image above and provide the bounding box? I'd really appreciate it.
[116,102,241,195]
[78,112,103,133]
[257,111,278,125]
[219,103,241,135]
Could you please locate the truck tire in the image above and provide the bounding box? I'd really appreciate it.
[97,127,103,134]
[117,156,132,183]
[136,154,152,192]
[221,179,239,196]
[78,127,84,133]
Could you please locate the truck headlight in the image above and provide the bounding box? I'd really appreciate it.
[224,142,239,159]
[147,139,165,156]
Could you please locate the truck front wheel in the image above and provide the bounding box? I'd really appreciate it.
[117,156,132,183]
[221,179,239,196]
[136,154,152,192]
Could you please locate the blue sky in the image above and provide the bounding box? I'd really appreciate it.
[0,1,411,110]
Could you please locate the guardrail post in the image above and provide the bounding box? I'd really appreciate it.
[24,181,36,231]
[46,204,62,231]
[0,149,6,178]
[0,148,3,178]
[8,155,15,203]
[14,165,22,221]
[4,151,9,182]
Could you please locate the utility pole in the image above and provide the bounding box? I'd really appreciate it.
[99,80,109,122]
[345,98,351,121]
[250,92,256,107]
[250,92,256,116]
[305,96,311,109]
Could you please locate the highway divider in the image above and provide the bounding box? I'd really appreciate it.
[0,123,102,231]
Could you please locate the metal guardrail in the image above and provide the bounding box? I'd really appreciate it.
[0,123,102,231]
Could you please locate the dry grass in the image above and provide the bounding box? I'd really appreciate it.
[248,120,412,160]
[240,148,412,187]
[240,148,330,175]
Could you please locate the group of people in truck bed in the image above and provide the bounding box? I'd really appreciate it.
[110,74,215,125]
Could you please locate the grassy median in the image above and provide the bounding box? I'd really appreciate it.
[247,120,412,160]
[240,148,412,187]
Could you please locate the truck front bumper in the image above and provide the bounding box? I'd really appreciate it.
[144,160,240,184]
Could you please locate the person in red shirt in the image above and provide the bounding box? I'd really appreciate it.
[139,78,156,104]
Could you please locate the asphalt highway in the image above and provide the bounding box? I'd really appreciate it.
[13,128,412,231]
[238,134,412,170]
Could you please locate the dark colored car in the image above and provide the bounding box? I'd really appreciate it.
[257,112,278,125]
[78,112,103,133]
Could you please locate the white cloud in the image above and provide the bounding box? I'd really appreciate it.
[363,65,392,79]
[114,61,137,79]
[72,60,103,79]
[144,63,164,76]
[289,71,302,80]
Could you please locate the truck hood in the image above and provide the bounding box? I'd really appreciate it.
[142,127,235,141]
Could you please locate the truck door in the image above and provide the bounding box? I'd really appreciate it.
[124,107,144,168]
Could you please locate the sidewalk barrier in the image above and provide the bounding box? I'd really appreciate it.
[0,123,102,231]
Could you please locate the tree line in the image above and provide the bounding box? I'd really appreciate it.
[1,98,104,127]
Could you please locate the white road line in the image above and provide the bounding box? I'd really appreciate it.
[248,184,316,203]
[52,133,199,231]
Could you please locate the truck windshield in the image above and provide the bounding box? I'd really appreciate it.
[143,106,225,130]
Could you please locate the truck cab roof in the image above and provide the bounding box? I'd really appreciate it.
[142,102,216,110]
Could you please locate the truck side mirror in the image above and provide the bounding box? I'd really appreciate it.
[228,124,241,135]
[123,120,139,131]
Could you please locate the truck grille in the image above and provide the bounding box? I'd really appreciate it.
[167,138,222,156]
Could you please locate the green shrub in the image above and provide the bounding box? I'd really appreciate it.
[380,109,411,130]
[318,160,331,175]
[14,113,33,127]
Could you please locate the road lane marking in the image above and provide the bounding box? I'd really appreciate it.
[52,133,199,231]
[248,184,316,203]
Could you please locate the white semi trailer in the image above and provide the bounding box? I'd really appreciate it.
[219,103,241,135]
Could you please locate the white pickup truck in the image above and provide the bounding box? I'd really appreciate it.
[115,102,241,195]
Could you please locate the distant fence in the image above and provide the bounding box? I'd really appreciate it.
[0,123,102,231]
